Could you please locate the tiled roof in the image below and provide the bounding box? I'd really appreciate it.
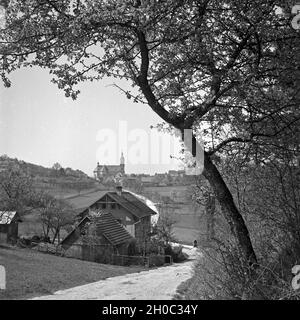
[60,216,90,246]
[61,212,133,247]
[0,211,19,224]
[94,212,134,246]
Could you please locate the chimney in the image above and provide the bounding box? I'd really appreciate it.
[116,185,122,196]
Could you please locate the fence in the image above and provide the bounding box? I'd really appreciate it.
[33,242,173,267]
[111,254,173,267]
[34,242,64,255]
[111,254,149,266]
[62,243,114,264]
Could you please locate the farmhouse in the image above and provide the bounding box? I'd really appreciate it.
[65,186,157,246]
[0,211,22,244]
[60,211,135,263]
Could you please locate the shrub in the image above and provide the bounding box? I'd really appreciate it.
[181,239,300,300]
[165,244,188,263]
[149,254,165,267]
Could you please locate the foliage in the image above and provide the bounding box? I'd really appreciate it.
[165,244,188,263]
[151,214,177,246]
[185,151,300,299]
[37,193,74,243]
[183,240,300,300]
[0,165,43,214]
[0,0,297,159]
[52,162,62,171]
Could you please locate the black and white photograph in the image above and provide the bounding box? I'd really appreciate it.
[0,0,299,306]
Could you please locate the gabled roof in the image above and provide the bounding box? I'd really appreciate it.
[94,212,134,246]
[65,190,107,214]
[108,192,156,219]
[64,189,157,219]
[0,211,21,224]
[61,211,133,247]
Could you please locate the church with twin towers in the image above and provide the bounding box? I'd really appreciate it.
[93,152,125,183]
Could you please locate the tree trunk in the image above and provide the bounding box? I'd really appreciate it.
[137,72,257,266]
[202,152,257,266]
[52,228,59,244]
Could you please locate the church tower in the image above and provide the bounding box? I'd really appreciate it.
[120,151,125,174]
[93,162,100,180]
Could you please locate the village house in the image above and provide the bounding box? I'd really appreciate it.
[60,211,136,263]
[64,186,157,248]
[0,211,22,244]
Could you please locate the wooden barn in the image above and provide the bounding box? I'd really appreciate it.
[60,211,136,263]
[0,211,22,244]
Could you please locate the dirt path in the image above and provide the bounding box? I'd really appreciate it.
[32,247,201,300]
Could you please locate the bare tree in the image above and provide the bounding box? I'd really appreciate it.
[151,215,177,246]
[38,195,74,243]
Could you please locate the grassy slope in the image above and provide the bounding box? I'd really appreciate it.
[0,246,144,300]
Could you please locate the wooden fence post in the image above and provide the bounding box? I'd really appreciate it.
[0,265,5,290]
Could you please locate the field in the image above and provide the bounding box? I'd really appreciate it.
[0,246,144,300]
[173,226,203,245]
[144,185,207,245]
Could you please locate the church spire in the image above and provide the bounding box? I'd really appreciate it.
[120,151,125,174]
[120,151,125,165]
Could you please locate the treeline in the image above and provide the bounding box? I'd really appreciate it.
[0,155,101,195]
[0,155,89,179]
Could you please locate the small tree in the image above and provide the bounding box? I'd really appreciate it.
[38,195,74,243]
[52,163,62,171]
[0,165,41,214]
[151,215,177,246]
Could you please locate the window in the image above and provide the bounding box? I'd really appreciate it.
[102,203,106,209]
[111,203,116,209]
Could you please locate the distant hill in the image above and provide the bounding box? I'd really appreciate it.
[0,154,104,198]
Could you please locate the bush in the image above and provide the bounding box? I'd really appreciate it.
[149,254,165,267]
[127,239,138,256]
[181,239,300,300]
[165,244,188,263]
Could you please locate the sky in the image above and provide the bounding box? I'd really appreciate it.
[0,67,183,176]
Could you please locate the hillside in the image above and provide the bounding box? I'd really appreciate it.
[0,154,104,198]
